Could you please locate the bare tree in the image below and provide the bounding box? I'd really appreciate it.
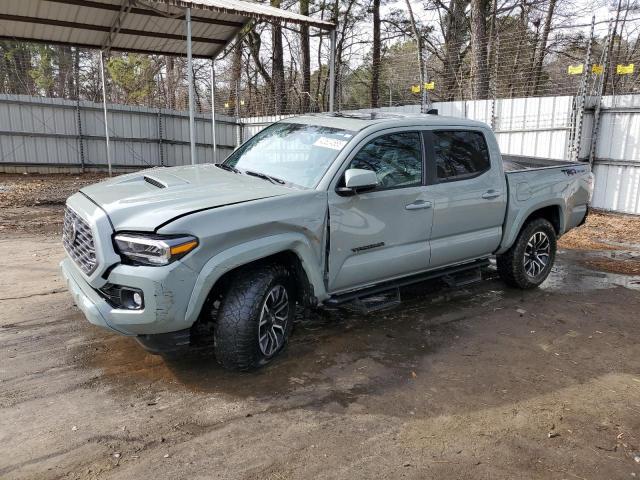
[371,0,381,108]
[470,0,490,98]
[440,0,468,101]
[530,0,557,95]
[300,0,311,112]
[271,0,286,113]
[227,42,242,116]
[404,0,426,109]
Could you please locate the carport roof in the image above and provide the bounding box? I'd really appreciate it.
[0,0,335,58]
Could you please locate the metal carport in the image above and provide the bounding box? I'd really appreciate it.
[0,0,336,174]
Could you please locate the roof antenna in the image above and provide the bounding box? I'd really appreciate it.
[426,108,438,115]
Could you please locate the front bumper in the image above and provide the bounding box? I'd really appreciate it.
[60,257,124,334]
[60,256,199,336]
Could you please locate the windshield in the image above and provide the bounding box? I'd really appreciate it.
[223,122,355,188]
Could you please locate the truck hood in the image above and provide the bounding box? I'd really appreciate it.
[80,164,294,231]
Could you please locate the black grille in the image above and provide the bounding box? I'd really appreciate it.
[63,207,98,275]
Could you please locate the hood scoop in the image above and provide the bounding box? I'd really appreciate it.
[144,175,167,189]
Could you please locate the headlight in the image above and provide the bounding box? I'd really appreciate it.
[114,233,198,266]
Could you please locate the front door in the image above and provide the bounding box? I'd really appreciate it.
[327,130,433,293]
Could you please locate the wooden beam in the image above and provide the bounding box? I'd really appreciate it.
[0,13,227,45]
[43,0,244,28]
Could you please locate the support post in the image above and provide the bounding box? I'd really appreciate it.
[186,8,197,165]
[99,50,112,177]
[235,79,242,147]
[74,47,85,173]
[421,50,427,113]
[569,15,595,162]
[210,57,217,163]
[328,28,336,113]
[491,35,500,130]
[588,20,614,167]
[157,108,164,167]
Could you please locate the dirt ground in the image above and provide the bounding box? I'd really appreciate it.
[2,173,640,480]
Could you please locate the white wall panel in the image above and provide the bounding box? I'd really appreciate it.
[592,163,640,214]
[0,94,239,168]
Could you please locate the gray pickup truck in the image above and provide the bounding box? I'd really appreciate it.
[61,113,593,370]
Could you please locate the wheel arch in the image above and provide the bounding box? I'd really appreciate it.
[184,234,326,326]
[497,202,564,254]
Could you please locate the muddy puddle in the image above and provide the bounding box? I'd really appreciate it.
[545,249,640,289]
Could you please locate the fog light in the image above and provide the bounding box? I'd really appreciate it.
[132,292,143,308]
[98,284,144,310]
[121,288,144,310]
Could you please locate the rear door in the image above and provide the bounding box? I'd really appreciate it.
[327,130,433,293]
[424,129,507,268]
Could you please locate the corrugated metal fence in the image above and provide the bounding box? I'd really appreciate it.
[339,96,575,160]
[0,94,239,171]
[1,93,639,215]
[585,96,640,215]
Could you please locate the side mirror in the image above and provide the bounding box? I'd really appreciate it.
[337,168,378,195]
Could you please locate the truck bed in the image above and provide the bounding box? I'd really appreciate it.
[498,154,592,253]
[502,154,577,172]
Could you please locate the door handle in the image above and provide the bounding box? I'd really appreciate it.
[482,190,501,200]
[405,200,433,210]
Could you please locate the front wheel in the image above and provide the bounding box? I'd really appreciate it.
[496,218,557,289]
[213,264,295,371]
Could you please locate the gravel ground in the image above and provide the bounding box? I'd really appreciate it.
[1,173,640,479]
[0,173,106,234]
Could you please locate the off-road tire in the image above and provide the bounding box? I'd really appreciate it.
[214,263,295,371]
[496,218,557,289]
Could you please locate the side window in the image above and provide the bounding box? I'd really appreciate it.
[347,132,423,189]
[432,130,490,181]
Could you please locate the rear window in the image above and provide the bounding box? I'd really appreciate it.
[432,130,490,181]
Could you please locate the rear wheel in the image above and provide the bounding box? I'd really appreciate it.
[213,264,295,371]
[497,218,557,289]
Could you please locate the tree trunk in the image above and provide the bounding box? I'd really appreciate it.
[370,0,381,108]
[508,1,528,98]
[55,46,73,98]
[530,0,557,95]
[228,42,242,116]
[442,0,466,101]
[166,56,175,109]
[404,0,426,110]
[603,0,623,96]
[300,0,311,112]
[470,0,489,99]
[271,0,286,114]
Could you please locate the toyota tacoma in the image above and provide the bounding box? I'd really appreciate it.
[60,113,593,370]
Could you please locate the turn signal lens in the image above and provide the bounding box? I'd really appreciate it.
[170,240,199,256]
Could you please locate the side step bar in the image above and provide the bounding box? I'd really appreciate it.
[324,258,490,307]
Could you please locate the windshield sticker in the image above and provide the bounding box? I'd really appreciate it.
[313,137,348,150]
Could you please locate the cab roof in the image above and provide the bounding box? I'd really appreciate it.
[284,112,489,132]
